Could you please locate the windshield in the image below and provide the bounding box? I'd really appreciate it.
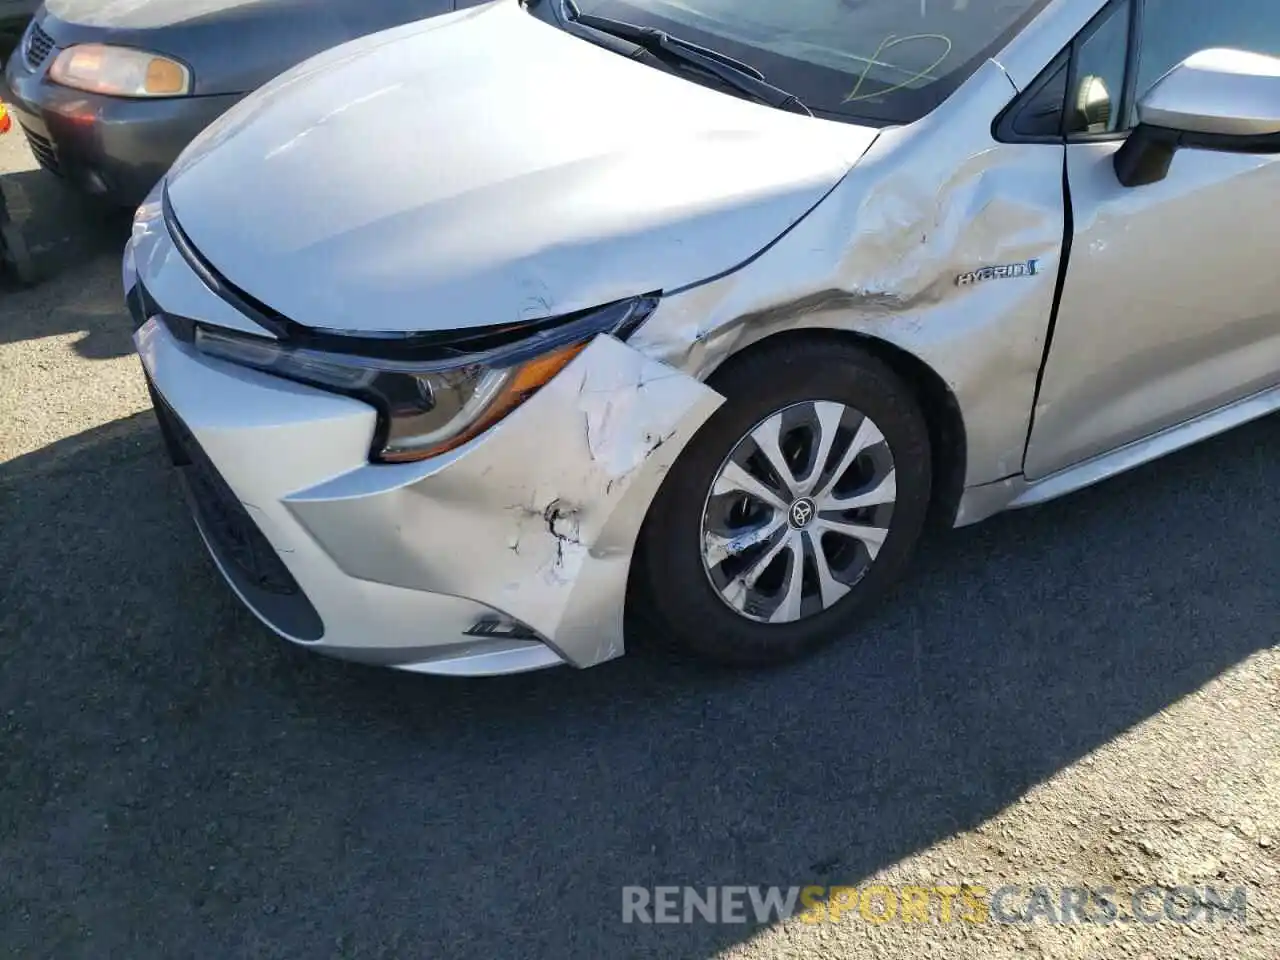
[568,0,1052,124]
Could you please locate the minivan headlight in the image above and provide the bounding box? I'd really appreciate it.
[193,297,658,463]
[49,44,192,98]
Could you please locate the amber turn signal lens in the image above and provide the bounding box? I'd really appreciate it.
[378,341,590,463]
[145,58,188,96]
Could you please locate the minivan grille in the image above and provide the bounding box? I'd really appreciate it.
[19,125,60,175]
[23,22,55,71]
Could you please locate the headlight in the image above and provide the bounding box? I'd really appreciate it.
[48,44,192,98]
[193,297,659,463]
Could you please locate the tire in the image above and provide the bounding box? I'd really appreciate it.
[638,335,933,667]
[0,217,38,286]
[0,175,39,286]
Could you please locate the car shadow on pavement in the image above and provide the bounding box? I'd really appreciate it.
[1,168,133,358]
[2,406,1278,958]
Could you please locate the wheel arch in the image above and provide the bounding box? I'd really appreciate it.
[698,327,969,531]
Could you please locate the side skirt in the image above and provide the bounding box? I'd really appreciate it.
[954,381,1280,527]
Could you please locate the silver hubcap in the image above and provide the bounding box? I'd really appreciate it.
[700,400,897,625]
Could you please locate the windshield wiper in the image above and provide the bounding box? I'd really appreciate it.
[561,0,812,117]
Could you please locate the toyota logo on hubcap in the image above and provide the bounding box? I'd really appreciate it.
[789,498,816,529]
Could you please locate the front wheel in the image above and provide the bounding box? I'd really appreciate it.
[638,337,933,667]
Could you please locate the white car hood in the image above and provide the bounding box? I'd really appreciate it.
[165,0,879,334]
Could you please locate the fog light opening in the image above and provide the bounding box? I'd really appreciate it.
[464,616,540,641]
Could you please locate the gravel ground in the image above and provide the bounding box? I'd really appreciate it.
[1,137,1277,960]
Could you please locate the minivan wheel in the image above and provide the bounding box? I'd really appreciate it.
[639,337,932,667]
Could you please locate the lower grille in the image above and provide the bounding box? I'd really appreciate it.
[19,125,60,176]
[147,377,325,641]
[152,390,301,596]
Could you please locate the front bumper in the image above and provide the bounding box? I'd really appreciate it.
[2,36,240,207]
[123,198,724,676]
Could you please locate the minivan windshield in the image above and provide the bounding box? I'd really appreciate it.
[568,0,1052,124]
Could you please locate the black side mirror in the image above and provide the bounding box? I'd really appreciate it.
[1115,48,1280,187]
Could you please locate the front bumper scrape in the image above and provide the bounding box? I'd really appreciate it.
[283,334,724,668]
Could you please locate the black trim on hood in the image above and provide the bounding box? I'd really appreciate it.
[162,183,658,361]
[163,185,292,339]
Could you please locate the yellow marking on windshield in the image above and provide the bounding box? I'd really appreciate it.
[843,34,953,102]
[631,0,958,106]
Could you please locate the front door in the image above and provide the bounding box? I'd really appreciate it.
[1024,0,1280,480]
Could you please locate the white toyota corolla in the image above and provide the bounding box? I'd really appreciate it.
[124,0,1280,675]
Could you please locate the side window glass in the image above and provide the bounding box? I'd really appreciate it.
[1013,59,1068,138]
[1132,0,1280,124]
[1066,0,1131,136]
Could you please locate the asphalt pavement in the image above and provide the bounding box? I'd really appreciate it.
[1,142,1277,959]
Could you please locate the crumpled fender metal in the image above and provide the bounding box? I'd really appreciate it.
[630,59,1067,500]
[283,335,724,668]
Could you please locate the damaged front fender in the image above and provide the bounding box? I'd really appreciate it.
[283,334,724,668]
[630,59,1068,494]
